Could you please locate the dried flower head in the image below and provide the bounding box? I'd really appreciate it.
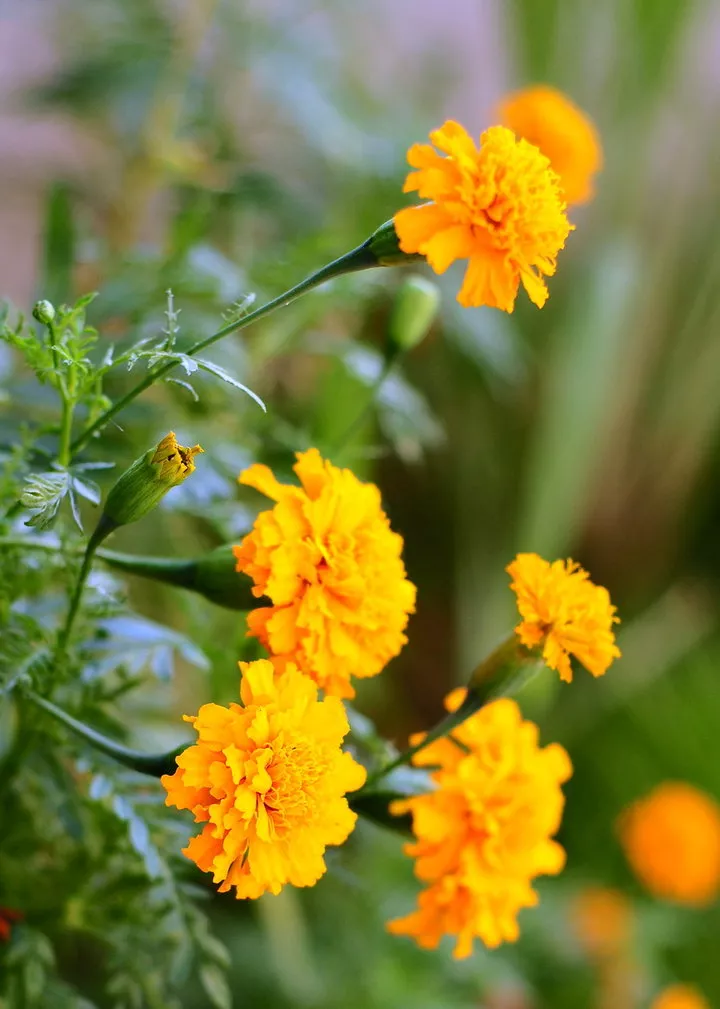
[388,691,572,957]
[234,449,416,698]
[618,782,720,906]
[571,886,633,959]
[394,122,572,311]
[507,552,620,683]
[499,85,602,205]
[650,985,712,1009]
[161,659,366,898]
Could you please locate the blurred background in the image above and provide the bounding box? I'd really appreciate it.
[1,0,720,1006]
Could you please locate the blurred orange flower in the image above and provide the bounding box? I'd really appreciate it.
[234,448,416,698]
[571,886,633,959]
[0,906,22,943]
[388,692,572,957]
[162,659,366,898]
[618,782,720,906]
[507,552,621,683]
[394,122,572,312]
[650,985,711,1009]
[499,85,602,205]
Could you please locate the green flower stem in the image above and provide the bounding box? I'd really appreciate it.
[55,525,106,657]
[70,241,382,457]
[362,634,541,789]
[26,691,186,777]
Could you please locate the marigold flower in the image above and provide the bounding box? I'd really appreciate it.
[233,448,416,698]
[618,782,720,906]
[394,122,572,312]
[507,552,620,683]
[571,886,633,958]
[499,85,602,206]
[650,985,711,1009]
[388,692,572,957]
[161,659,366,898]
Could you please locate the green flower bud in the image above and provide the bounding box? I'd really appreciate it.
[365,219,425,267]
[388,275,440,353]
[32,300,56,325]
[96,432,202,541]
[98,543,255,611]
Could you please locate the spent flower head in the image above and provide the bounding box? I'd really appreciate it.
[162,659,366,898]
[388,691,572,957]
[234,448,416,698]
[507,552,620,682]
[394,122,572,311]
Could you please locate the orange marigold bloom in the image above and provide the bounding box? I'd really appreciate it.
[161,659,366,898]
[571,886,633,958]
[499,85,602,206]
[388,692,572,957]
[394,121,572,312]
[233,448,416,698]
[507,552,620,683]
[650,985,712,1009]
[618,782,720,906]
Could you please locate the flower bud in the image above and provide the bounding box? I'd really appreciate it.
[366,219,424,267]
[388,275,440,354]
[32,300,56,325]
[95,432,202,541]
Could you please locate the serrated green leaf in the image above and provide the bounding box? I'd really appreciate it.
[199,965,232,1009]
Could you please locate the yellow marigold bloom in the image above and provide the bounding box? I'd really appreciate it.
[394,121,572,312]
[507,552,620,683]
[650,986,712,1009]
[161,659,366,898]
[388,692,572,957]
[233,448,416,699]
[618,782,720,906]
[499,85,602,206]
[571,886,633,958]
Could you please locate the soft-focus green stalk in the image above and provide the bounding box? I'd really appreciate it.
[256,889,322,1006]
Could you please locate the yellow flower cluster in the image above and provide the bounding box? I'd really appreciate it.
[162,660,365,897]
[233,448,416,698]
[508,552,621,682]
[388,690,572,957]
[395,85,601,312]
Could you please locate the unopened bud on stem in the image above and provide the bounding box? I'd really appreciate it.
[93,432,202,545]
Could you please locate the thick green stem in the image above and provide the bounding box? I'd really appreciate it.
[362,634,541,789]
[70,242,379,456]
[26,691,186,777]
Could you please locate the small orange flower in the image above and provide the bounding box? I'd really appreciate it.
[499,85,602,206]
[394,122,572,312]
[162,659,366,898]
[650,985,711,1009]
[388,692,572,957]
[618,782,720,906]
[571,886,633,959]
[234,449,416,698]
[507,552,620,683]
